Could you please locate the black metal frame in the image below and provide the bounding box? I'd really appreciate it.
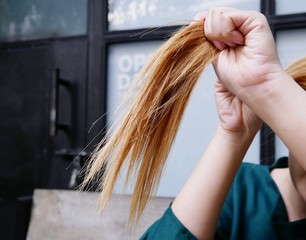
[89,0,306,165]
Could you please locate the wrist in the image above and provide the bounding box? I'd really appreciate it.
[239,71,301,122]
[238,67,288,105]
[216,125,257,148]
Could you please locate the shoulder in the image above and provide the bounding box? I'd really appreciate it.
[216,162,283,239]
[140,207,197,240]
[238,161,269,174]
[233,158,288,190]
[220,162,273,215]
[230,161,282,201]
[234,162,270,186]
[224,162,273,209]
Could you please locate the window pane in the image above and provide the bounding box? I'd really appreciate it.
[108,0,260,31]
[0,0,87,42]
[275,29,306,159]
[276,0,306,15]
[107,41,163,119]
[107,41,260,197]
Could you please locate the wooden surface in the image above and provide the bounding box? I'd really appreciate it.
[26,189,173,240]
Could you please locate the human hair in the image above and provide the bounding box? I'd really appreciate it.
[285,56,306,90]
[81,21,306,223]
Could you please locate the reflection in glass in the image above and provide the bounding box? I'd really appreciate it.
[275,29,306,158]
[0,0,87,42]
[276,0,306,15]
[108,0,260,31]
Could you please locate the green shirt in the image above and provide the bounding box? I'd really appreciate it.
[140,158,306,239]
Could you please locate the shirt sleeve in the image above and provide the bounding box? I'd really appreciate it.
[140,206,197,240]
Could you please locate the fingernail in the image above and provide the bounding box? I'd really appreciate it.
[213,41,225,51]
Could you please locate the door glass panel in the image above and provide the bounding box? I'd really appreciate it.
[0,0,87,42]
[107,41,260,197]
[276,0,306,15]
[275,29,306,159]
[108,0,260,31]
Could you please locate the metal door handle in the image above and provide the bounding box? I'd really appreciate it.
[50,68,71,137]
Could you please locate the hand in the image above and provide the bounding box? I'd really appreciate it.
[215,78,262,135]
[195,8,285,99]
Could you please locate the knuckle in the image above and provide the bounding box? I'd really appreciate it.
[193,12,204,21]
[251,11,268,23]
[209,7,222,15]
[205,30,214,39]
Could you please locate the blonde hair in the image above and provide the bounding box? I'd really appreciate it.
[285,56,306,90]
[81,21,306,223]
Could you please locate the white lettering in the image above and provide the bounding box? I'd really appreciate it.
[133,54,147,72]
[118,55,133,72]
[118,73,132,91]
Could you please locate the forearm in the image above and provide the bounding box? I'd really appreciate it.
[239,71,306,172]
[172,126,256,239]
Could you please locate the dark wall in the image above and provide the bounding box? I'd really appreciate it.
[0,44,53,240]
[0,37,89,240]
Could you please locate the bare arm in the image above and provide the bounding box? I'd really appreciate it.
[172,7,306,239]
[241,72,306,173]
[203,8,306,173]
[172,126,257,239]
[172,76,262,239]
